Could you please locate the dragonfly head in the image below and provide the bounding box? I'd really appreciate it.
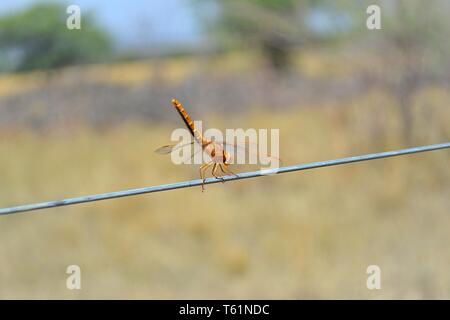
[223,151,233,165]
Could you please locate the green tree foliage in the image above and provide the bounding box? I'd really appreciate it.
[0,3,111,72]
[200,0,339,73]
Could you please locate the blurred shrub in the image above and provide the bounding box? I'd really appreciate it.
[0,3,112,72]
[343,0,450,143]
[198,0,343,73]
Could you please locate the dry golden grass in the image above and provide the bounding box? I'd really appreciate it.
[0,84,449,299]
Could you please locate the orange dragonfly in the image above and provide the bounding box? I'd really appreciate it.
[155,98,245,191]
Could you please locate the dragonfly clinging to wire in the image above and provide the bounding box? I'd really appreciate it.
[155,98,239,191]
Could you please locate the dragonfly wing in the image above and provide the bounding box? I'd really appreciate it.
[155,141,195,154]
[216,140,257,150]
[155,145,176,154]
[180,144,205,163]
[217,140,282,165]
[216,140,257,156]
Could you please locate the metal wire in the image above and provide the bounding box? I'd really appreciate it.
[1,142,449,216]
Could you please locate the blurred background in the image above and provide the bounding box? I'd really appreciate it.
[0,0,449,299]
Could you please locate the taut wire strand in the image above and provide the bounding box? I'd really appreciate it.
[1,142,449,216]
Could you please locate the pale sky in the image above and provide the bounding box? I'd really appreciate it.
[0,0,205,51]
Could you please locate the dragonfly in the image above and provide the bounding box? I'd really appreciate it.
[155,98,244,191]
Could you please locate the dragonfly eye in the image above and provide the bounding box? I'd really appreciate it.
[224,152,232,164]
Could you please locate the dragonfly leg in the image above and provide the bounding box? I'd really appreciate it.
[221,164,239,177]
[212,163,225,182]
[218,164,228,182]
[199,162,214,192]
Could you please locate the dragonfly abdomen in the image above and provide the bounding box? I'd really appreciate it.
[171,98,205,144]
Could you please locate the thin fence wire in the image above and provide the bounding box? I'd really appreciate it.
[1,142,449,216]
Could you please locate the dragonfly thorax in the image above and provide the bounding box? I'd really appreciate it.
[204,142,230,164]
